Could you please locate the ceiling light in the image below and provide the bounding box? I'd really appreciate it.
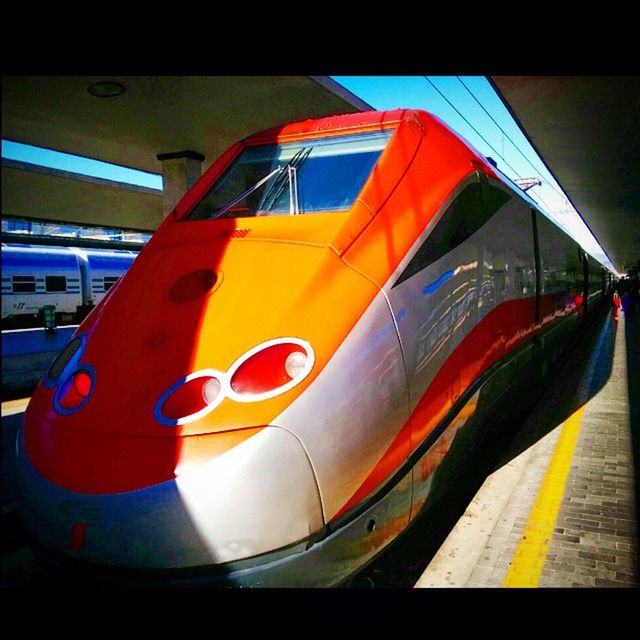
[88,81,125,98]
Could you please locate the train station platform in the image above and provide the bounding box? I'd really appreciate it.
[415,307,639,588]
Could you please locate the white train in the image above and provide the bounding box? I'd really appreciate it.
[1,243,138,328]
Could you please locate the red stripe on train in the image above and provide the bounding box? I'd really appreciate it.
[331,296,578,521]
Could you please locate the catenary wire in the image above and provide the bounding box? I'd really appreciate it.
[423,76,556,214]
[453,77,614,266]
[422,76,613,269]
[455,76,570,204]
[424,76,522,177]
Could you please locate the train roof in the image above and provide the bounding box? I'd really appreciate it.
[2,243,81,269]
[2,243,138,270]
[72,247,137,268]
[243,108,409,144]
[487,165,609,270]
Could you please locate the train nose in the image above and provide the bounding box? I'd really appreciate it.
[15,423,324,572]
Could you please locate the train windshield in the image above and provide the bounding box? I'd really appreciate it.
[186,130,393,220]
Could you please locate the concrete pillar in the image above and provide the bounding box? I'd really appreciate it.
[156,150,205,217]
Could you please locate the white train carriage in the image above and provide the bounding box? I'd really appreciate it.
[1,244,138,327]
[70,247,138,307]
[1,244,84,324]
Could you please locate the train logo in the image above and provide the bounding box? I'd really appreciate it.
[13,109,611,586]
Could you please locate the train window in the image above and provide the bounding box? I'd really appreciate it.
[45,276,67,292]
[12,275,36,293]
[186,130,393,220]
[104,276,119,291]
[393,181,510,287]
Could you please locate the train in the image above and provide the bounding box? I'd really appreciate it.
[14,109,613,587]
[1,243,138,329]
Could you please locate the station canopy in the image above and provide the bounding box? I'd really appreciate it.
[491,76,640,276]
[1,76,370,232]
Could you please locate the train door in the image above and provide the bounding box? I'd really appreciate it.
[581,249,590,315]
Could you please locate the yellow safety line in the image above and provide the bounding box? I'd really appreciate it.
[1,396,30,417]
[502,404,586,587]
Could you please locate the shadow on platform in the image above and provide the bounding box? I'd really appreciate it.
[350,306,622,587]
[493,307,617,469]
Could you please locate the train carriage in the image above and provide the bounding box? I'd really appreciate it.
[2,244,84,325]
[79,247,139,304]
[14,109,611,586]
[1,244,137,328]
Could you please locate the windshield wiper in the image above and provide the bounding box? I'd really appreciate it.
[260,147,313,214]
[288,165,299,215]
[210,146,313,220]
[210,166,284,220]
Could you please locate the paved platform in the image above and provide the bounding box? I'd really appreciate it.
[416,307,639,588]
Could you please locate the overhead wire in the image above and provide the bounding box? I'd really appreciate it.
[423,76,557,214]
[422,76,614,271]
[423,76,523,178]
[455,76,570,205]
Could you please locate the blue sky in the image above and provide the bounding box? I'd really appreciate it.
[1,76,615,272]
[1,140,162,190]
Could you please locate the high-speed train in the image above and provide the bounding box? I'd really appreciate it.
[15,109,612,586]
[1,243,137,328]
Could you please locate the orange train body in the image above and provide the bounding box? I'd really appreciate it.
[15,109,611,586]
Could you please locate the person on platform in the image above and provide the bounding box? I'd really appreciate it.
[612,290,622,321]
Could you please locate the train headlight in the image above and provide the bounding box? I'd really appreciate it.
[229,338,314,402]
[46,333,97,415]
[156,371,224,426]
[154,338,314,426]
[54,366,95,415]
[202,377,222,404]
[285,350,308,379]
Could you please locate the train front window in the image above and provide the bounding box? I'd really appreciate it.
[186,130,393,220]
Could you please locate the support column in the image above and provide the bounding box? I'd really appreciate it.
[156,150,205,217]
